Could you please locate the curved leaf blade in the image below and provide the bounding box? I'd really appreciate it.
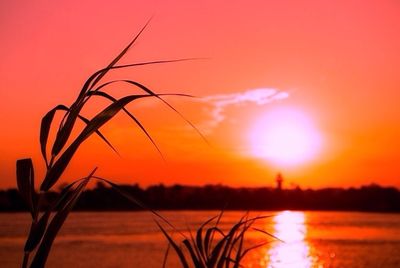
[51,104,119,156]
[93,176,181,234]
[88,91,163,158]
[40,105,69,166]
[118,79,209,144]
[40,94,143,191]
[78,58,200,108]
[75,112,119,156]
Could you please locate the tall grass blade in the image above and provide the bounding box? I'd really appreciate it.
[50,105,77,158]
[252,227,284,243]
[156,221,189,268]
[41,142,78,191]
[51,178,87,211]
[162,243,171,268]
[93,176,181,234]
[183,239,203,268]
[88,18,152,91]
[217,216,249,267]
[208,209,224,256]
[94,176,150,209]
[208,233,228,267]
[204,227,224,261]
[30,171,94,268]
[92,80,196,99]
[187,227,207,267]
[233,225,246,268]
[196,215,218,261]
[113,79,208,144]
[238,242,269,263]
[24,211,51,252]
[16,159,36,219]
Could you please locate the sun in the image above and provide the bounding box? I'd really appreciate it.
[248,107,322,167]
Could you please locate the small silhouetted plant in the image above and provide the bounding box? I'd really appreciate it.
[16,21,202,268]
[158,212,278,268]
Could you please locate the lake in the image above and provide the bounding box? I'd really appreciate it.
[1,211,400,267]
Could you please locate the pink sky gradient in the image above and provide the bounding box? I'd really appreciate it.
[1,0,399,189]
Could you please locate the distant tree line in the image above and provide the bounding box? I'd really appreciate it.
[1,183,399,212]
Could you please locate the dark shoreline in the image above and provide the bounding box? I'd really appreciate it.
[2,183,400,213]
[2,209,399,214]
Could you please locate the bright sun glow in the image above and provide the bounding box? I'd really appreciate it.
[249,107,322,167]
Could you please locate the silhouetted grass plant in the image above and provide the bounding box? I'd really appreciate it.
[16,21,202,268]
[15,20,275,268]
[158,212,278,268]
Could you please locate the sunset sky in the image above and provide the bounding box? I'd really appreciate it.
[1,0,399,189]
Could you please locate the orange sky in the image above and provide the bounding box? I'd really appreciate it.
[1,0,399,189]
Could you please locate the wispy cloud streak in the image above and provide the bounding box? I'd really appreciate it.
[202,88,289,132]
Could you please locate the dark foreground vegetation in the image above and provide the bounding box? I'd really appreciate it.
[2,183,399,212]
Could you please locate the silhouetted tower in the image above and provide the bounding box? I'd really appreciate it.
[276,173,283,191]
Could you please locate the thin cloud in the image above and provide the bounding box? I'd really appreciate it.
[201,88,289,132]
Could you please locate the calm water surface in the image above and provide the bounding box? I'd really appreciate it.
[1,211,400,267]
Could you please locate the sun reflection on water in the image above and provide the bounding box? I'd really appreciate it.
[266,211,313,268]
